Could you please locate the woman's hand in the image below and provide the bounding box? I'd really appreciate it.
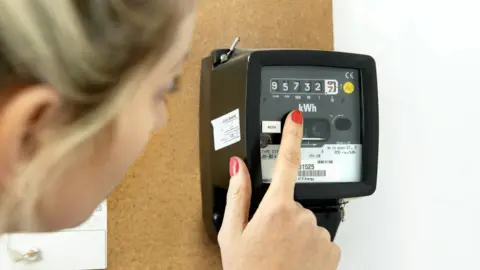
[218,110,341,270]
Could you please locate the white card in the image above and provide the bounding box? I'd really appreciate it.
[0,200,107,270]
[211,109,241,151]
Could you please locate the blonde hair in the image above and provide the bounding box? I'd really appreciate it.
[0,0,191,233]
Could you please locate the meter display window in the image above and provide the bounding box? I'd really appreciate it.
[260,66,362,184]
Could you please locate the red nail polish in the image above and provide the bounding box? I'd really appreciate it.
[229,157,239,177]
[291,110,303,124]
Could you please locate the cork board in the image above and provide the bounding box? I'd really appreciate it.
[107,0,333,269]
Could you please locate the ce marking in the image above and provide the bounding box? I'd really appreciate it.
[345,72,354,79]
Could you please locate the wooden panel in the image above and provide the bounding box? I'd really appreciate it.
[107,1,333,269]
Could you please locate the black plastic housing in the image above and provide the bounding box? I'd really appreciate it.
[199,49,379,243]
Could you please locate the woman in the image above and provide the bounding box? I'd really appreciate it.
[0,1,340,269]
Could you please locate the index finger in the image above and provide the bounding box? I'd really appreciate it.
[267,110,303,199]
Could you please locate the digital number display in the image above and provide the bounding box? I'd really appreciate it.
[270,79,338,95]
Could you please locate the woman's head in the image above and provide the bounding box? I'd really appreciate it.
[0,0,195,233]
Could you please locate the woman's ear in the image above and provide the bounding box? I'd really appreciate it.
[0,85,61,185]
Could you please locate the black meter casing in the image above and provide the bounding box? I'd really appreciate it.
[199,48,378,243]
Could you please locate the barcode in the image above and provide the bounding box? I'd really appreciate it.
[298,170,327,177]
[317,160,333,164]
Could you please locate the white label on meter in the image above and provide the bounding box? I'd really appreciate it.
[260,144,362,183]
[211,109,241,151]
[262,121,282,133]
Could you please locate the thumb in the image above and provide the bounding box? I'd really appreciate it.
[220,156,252,240]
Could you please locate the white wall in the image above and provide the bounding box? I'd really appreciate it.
[333,0,480,269]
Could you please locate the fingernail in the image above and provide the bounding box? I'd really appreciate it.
[229,157,239,177]
[291,110,303,124]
